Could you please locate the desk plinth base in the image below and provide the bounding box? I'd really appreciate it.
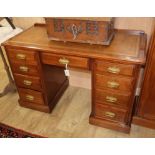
[89,116,130,133]
[19,100,50,113]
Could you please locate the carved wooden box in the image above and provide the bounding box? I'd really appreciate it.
[45,17,115,45]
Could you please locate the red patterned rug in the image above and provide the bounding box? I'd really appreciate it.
[0,123,45,138]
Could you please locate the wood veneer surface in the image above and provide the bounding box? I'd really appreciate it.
[3,25,146,65]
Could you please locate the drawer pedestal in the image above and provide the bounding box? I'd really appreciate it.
[5,48,69,113]
[89,60,140,133]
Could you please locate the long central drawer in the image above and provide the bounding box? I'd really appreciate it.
[41,53,89,69]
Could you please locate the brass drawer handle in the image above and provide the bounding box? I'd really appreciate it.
[19,66,28,72]
[107,81,119,89]
[59,58,70,65]
[106,96,117,103]
[107,66,120,74]
[23,80,32,86]
[105,111,116,118]
[25,95,34,101]
[16,54,26,60]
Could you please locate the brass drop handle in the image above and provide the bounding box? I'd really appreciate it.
[107,81,120,89]
[107,66,120,74]
[59,58,70,65]
[19,66,28,72]
[23,80,32,86]
[105,111,116,118]
[25,95,34,101]
[16,54,26,60]
[106,96,117,103]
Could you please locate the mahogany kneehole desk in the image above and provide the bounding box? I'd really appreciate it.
[3,24,146,133]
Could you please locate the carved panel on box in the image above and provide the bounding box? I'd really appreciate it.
[86,21,99,35]
[54,19,65,32]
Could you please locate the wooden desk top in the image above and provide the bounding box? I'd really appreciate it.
[3,24,146,65]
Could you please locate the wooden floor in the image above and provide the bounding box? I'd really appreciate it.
[1,57,155,137]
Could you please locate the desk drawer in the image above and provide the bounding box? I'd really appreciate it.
[95,60,135,76]
[11,63,39,76]
[41,53,89,69]
[95,89,130,107]
[7,49,38,65]
[14,74,42,91]
[95,104,127,123]
[95,74,133,92]
[18,88,45,105]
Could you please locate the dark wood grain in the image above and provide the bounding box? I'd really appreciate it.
[42,64,68,104]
